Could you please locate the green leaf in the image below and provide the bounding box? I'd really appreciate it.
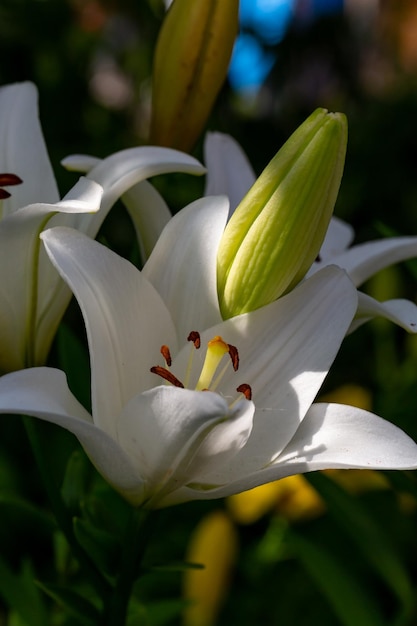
[0,559,48,626]
[149,561,205,573]
[307,473,413,619]
[61,449,90,512]
[35,581,100,625]
[56,322,91,411]
[288,528,387,626]
[0,493,55,532]
[73,516,120,578]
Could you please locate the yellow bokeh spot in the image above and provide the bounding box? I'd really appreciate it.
[183,510,238,626]
[227,475,325,525]
[319,383,372,411]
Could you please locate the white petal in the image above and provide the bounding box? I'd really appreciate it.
[0,179,104,372]
[203,132,256,214]
[186,398,255,481]
[61,154,101,172]
[323,237,417,286]
[159,402,417,506]
[143,196,229,340]
[0,368,144,501]
[61,154,173,260]
[318,216,354,262]
[83,147,205,238]
[0,180,98,372]
[0,82,59,216]
[116,386,236,505]
[277,402,417,470]
[122,180,172,262]
[41,227,177,439]
[348,291,417,333]
[173,266,358,472]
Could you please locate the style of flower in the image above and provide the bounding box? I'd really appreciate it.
[0,81,204,373]
[204,131,417,332]
[0,198,416,508]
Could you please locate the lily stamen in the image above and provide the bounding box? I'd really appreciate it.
[236,383,252,401]
[151,334,252,402]
[150,365,184,388]
[160,345,172,367]
[0,172,23,199]
[184,331,201,387]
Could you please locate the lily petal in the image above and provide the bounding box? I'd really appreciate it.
[0,368,144,501]
[143,196,229,340]
[0,82,59,216]
[0,179,103,372]
[318,216,354,261]
[61,149,205,256]
[117,386,251,505]
[83,147,205,237]
[277,402,417,470]
[159,402,417,506]
[61,154,101,172]
[349,291,417,333]
[41,227,177,439]
[173,266,358,472]
[313,237,417,286]
[122,180,172,262]
[203,132,255,215]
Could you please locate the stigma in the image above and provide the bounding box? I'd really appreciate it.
[150,331,252,402]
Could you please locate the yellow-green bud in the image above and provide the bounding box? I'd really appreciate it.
[217,108,348,319]
[150,0,239,152]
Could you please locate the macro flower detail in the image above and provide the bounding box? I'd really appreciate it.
[216,108,348,318]
[204,130,417,332]
[0,81,204,373]
[0,198,416,508]
[0,173,22,200]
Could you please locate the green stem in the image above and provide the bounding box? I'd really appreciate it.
[23,417,111,599]
[103,507,157,626]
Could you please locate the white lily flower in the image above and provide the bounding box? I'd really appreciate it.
[204,131,417,333]
[0,81,204,373]
[1,199,416,508]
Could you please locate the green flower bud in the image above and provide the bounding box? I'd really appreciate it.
[150,0,239,152]
[217,108,348,319]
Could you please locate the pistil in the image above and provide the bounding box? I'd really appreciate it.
[150,332,252,402]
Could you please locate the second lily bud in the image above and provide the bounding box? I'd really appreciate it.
[217,108,348,319]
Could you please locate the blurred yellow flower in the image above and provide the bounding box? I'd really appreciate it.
[227,475,325,525]
[319,383,372,411]
[183,510,238,626]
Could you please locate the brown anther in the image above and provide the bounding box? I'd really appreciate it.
[0,173,23,186]
[150,366,184,388]
[0,173,23,200]
[236,383,252,401]
[160,345,172,367]
[228,344,239,371]
[187,331,201,349]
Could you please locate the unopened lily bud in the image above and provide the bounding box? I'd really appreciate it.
[217,108,348,319]
[150,0,239,152]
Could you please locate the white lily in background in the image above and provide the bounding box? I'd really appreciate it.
[0,199,416,508]
[0,81,204,373]
[204,131,417,332]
